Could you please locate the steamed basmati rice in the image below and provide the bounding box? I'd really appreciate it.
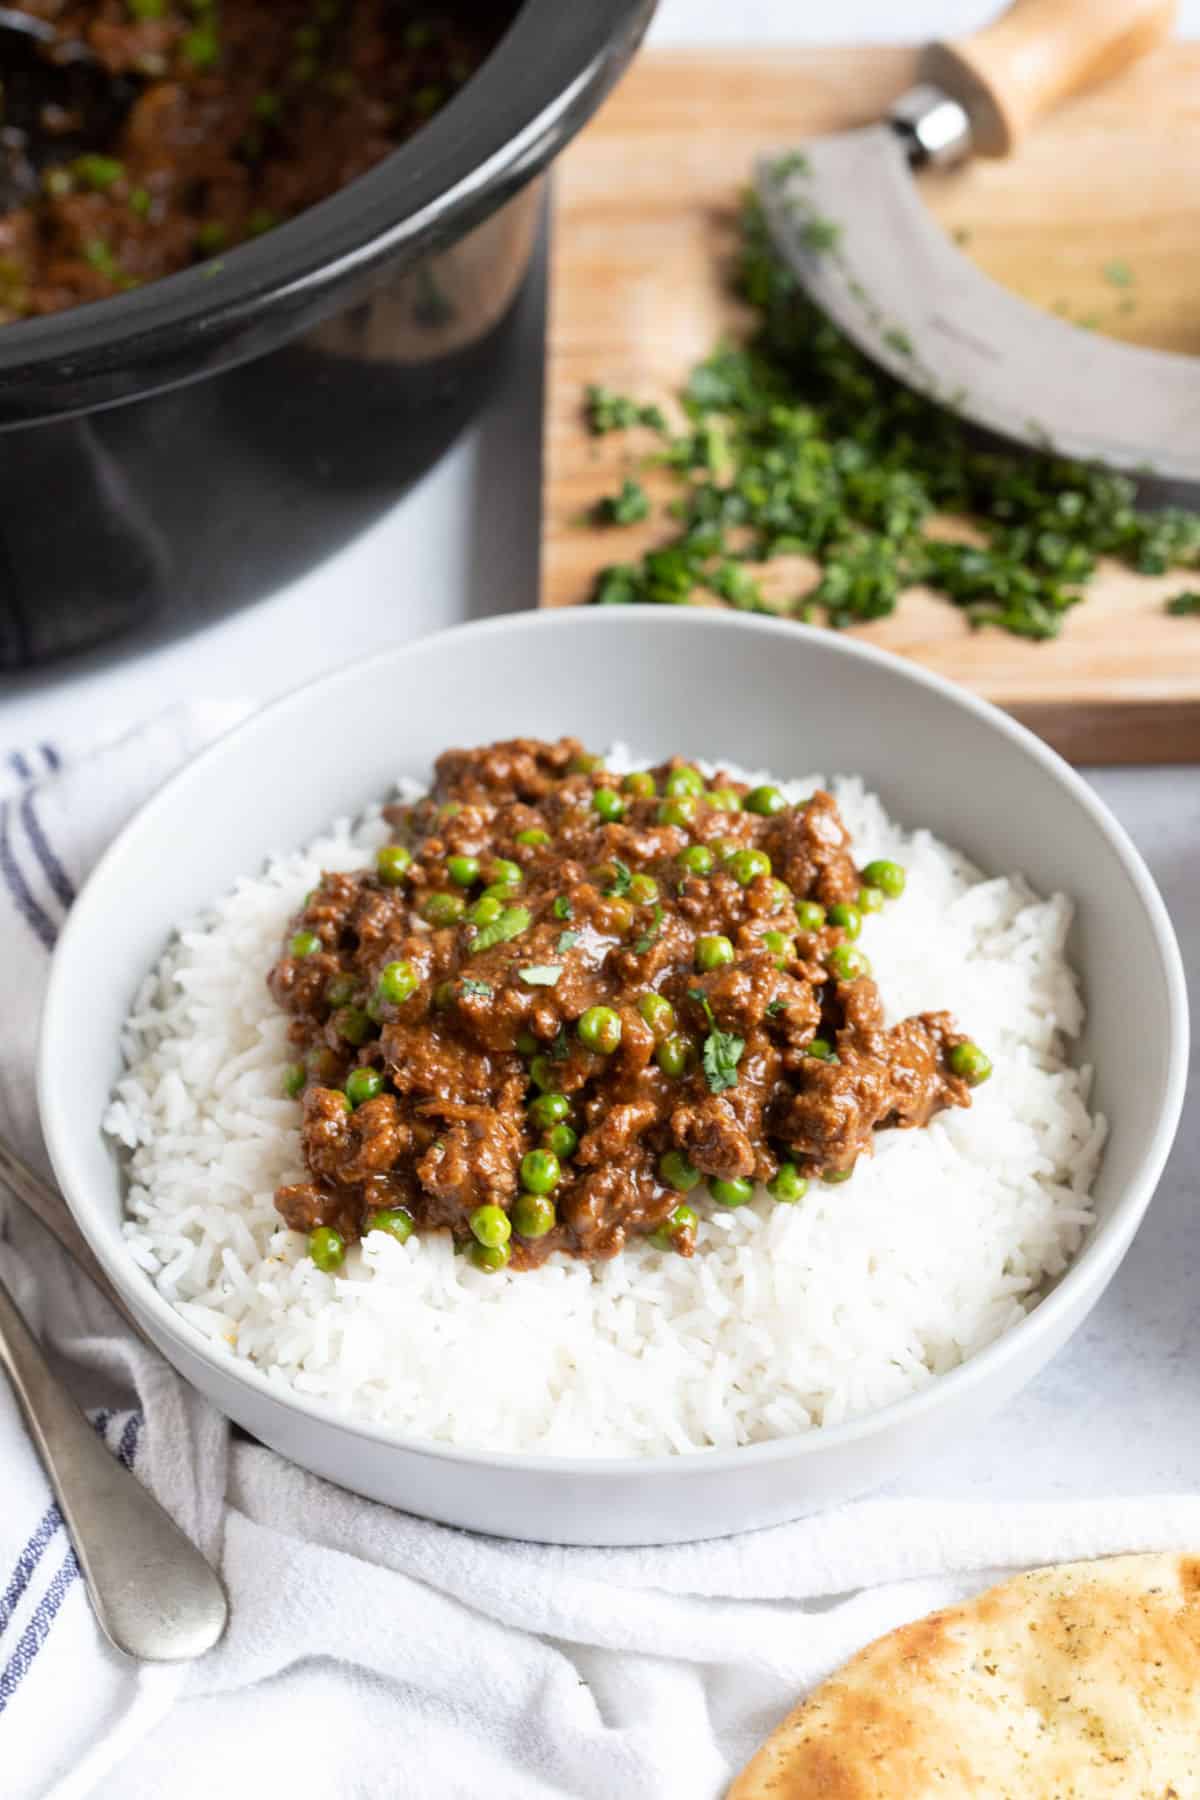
[106,755,1105,1457]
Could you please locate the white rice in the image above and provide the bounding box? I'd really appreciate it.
[106,753,1106,1458]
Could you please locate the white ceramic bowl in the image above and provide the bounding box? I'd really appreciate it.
[39,610,1187,1545]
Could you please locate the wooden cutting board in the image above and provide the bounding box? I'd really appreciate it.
[541,45,1200,764]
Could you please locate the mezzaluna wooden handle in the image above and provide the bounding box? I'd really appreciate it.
[919,0,1177,157]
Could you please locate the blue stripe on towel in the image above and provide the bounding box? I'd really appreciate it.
[39,744,60,772]
[18,787,75,909]
[0,802,56,949]
[0,1411,113,1646]
[6,752,30,782]
[0,1549,81,1715]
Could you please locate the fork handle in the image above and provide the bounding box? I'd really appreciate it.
[921,0,1177,156]
[0,1278,226,1661]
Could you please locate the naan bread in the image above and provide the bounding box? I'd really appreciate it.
[729,1553,1200,1798]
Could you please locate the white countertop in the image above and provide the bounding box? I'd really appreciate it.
[3,2,1199,1510]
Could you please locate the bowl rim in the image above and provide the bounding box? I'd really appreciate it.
[38,608,1190,1478]
[0,0,653,415]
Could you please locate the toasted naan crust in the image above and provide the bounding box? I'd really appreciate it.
[728,1553,1200,1799]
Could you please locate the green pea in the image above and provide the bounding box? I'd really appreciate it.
[529,1055,557,1092]
[649,1201,698,1249]
[325,972,356,1007]
[657,797,697,828]
[823,1166,854,1184]
[659,1149,700,1193]
[715,838,742,863]
[706,788,742,812]
[695,934,734,971]
[520,1148,560,1194]
[488,858,523,889]
[862,859,906,899]
[469,1204,512,1248]
[622,770,656,798]
[365,1206,414,1244]
[629,873,659,905]
[516,828,550,847]
[806,1037,835,1061]
[656,1034,692,1077]
[711,1176,754,1208]
[638,992,675,1036]
[729,848,772,887]
[528,1091,569,1129]
[568,752,604,775]
[290,930,321,958]
[469,894,504,925]
[664,765,704,797]
[546,1124,578,1159]
[826,944,871,982]
[768,1162,807,1203]
[948,1041,993,1086]
[828,902,862,941]
[447,854,480,887]
[677,844,715,876]
[512,1192,556,1238]
[578,1006,622,1054]
[376,845,412,886]
[377,960,418,1005]
[762,931,793,965]
[606,896,635,933]
[334,1006,374,1047]
[768,879,792,913]
[593,787,625,822]
[795,900,826,932]
[469,1240,510,1273]
[282,1061,306,1099]
[345,1066,384,1107]
[744,785,787,817]
[308,1226,345,1271]
[423,891,465,927]
[858,884,885,914]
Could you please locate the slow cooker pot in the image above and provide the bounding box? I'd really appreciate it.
[0,0,655,667]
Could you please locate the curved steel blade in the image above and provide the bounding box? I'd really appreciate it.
[758,130,1200,486]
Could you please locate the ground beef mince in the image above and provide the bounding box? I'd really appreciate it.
[0,2,500,321]
[268,740,993,1273]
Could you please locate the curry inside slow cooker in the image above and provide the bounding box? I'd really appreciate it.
[0,0,506,322]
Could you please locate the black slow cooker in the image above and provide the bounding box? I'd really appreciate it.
[0,0,655,666]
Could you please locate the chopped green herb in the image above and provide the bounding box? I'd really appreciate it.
[469,906,530,954]
[552,895,573,921]
[1166,591,1200,616]
[181,23,220,67]
[767,149,810,184]
[74,155,124,192]
[585,384,667,436]
[765,997,785,1017]
[519,965,563,987]
[129,186,152,218]
[556,930,580,952]
[1102,259,1134,288]
[688,990,745,1095]
[594,477,650,526]
[83,239,120,279]
[634,904,665,954]
[460,978,492,999]
[882,326,913,356]
[578,194,1200,641]
[800,214,841,252]
[605,859,632,898]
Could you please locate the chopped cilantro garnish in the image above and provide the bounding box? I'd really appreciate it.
[519,965,562,987]
[585,384,667,436]
[556,930,580,952]
[460,978,492,999]
[1166,591,1200,616]
[634,904,664,954]
[469,906,530,955]
[552,895,573,921]
[594,477,650,526]
[605,859,632,898]
[687,988,745,1095]
[577,196,1200,641]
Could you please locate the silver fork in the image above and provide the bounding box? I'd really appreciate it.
[0,1137,227,1661]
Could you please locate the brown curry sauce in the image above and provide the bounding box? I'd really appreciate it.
[268,739,983,1272]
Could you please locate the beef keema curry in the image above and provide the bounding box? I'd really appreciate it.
[0,1,500,320]
[269,739,994,1274]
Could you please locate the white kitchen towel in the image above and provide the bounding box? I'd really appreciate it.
[1,712,1196,1800]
